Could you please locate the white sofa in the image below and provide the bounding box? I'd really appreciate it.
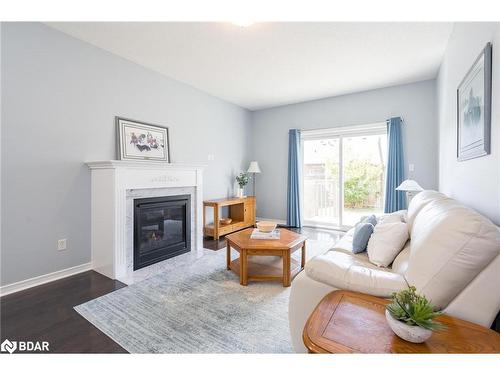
[289,190,500,352]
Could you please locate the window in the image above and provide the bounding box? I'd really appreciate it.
[302,123,387,229]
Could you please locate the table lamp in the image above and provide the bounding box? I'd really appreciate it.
[396,179,424,203]
[247,161,261,197]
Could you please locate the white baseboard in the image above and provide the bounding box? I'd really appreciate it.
[0,262,92,297]
[256,217,287,225]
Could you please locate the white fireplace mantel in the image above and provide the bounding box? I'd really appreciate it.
[86,160,206,281]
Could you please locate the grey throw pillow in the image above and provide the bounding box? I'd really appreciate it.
[352,222,374,254]
[363,214,378,227]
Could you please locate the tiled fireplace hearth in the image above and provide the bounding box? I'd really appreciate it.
[86,161,205,283]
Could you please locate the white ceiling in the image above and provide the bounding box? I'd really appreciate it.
[46,22,453,110]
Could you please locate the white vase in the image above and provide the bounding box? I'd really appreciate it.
[385,310,433,343]
[236,187,245,198]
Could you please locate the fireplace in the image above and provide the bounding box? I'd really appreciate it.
[87,161,204,281]
[134,195,191,270]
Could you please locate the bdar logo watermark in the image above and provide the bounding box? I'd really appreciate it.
[1,339,17,354]
[1,339,49,354]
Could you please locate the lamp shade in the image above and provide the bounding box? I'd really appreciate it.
[396,179,423,192]
[247,161,261,173]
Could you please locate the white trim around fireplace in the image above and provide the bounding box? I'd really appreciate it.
[86,160,206,281]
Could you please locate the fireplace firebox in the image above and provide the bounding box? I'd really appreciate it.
[134,195,191,270]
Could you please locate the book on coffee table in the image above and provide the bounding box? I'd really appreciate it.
[250,228,281,240]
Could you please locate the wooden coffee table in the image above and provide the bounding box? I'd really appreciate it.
[225,228,307,287]
[303,290,500,353]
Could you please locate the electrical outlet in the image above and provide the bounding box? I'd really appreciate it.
[409,163,415,172]
[57,239,67,251]
[207,154,215,161]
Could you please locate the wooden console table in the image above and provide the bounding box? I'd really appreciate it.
[203,196,255,240]
[303,290,500,353]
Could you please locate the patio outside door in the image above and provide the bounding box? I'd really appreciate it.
[302,123,387,229]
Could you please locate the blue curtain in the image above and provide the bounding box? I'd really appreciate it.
[384,117,406,213]
[287,129,302,227]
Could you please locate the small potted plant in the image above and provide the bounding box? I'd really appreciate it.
[385,282,444,343]
[235,172,250,198]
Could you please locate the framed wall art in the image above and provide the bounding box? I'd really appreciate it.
[457,42,492,161]
[116,117,170,162]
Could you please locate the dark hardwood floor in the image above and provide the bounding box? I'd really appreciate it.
[203,236,229,251]
[0,271,127,353]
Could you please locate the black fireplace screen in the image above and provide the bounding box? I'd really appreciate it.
[134,195,190,270]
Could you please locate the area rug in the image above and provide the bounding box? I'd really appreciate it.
[74,237,333,353]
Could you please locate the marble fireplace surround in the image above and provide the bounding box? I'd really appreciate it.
[86,161,205,283]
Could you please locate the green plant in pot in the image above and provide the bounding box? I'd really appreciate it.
[235,173,250,198]
[385,281,444,343]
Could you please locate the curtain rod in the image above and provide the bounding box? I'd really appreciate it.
[298,117,405,133]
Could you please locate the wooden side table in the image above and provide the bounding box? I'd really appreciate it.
[303,290,500,353]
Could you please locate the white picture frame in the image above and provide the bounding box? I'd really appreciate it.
[457,43,492,161]
[116,117,170,162]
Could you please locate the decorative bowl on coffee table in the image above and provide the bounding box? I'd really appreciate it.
[256,221,277,233]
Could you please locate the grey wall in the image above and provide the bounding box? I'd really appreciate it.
[437,23,500,225]
[251,80,438,221]
[1,23,252,285]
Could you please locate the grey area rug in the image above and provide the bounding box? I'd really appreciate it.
[75,238,332,353]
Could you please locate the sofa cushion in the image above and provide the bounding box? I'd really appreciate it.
[391,241,411,275]
[367,222,409,267]
[406,190,448,230]
[329,228,355,255]
[407,194,500,309]
[327,229,378,264]
[352,222,374,253]
[393,209,408,222]
[378,211,405,225]
[305,251,406,297]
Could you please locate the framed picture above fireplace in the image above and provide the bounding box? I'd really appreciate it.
[116,117,170,162]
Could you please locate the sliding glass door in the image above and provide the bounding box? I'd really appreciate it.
[341,133,387,226]
[302,124,387,229]
[303,137,341,226]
